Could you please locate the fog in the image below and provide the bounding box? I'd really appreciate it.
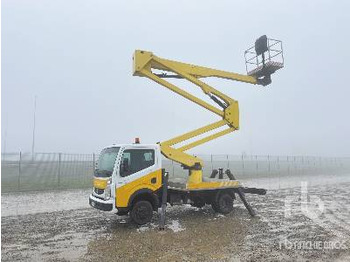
[2,0,350,156]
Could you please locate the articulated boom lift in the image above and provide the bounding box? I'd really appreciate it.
[89,36,284,226]
[132,35,283,189]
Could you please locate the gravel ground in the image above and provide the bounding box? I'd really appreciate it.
[1,181,350,261]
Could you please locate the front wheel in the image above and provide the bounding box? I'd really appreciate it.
[130,200,153,225]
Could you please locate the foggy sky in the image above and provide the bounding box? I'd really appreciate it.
[2,0,350,156]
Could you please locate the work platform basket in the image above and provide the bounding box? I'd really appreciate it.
[244,36,284,78]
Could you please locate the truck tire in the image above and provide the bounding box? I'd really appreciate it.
[213,193,233,214]
[130,200,153,225]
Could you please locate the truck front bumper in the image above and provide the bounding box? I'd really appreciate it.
[89,194,113,211]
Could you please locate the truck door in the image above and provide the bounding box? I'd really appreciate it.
[115,147,162,207]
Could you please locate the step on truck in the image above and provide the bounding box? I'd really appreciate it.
[89,36,284,226]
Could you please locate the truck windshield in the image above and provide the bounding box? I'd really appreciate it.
[95,147,120,177]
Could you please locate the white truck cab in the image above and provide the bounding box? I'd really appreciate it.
[89,143,163,219]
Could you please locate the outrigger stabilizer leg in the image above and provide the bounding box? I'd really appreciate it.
[159,169,169,230]
[235,187,256,217]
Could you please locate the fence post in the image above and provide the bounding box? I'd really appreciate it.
[18,151,22,191]
[92,153,96,175]
[58,153,62,188]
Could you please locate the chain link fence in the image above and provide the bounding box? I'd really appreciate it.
[1,152,95,193]
[164,155,350,189]
[2,152,350,193]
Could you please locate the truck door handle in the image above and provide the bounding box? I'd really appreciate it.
[151,177,157,184]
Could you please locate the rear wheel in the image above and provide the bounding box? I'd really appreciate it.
[217,193,233,214]
[130,200,153,225]
[212,193,233,214]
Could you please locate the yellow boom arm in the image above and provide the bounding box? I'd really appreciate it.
[133,50,262,184]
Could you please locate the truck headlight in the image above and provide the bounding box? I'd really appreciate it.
[104,186,111,200]
[104,179,112,200]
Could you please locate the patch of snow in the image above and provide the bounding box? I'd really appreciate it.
[136,223,157,233]
[167,219,185,232]
[1,189,91,217]
[137,226,150,233]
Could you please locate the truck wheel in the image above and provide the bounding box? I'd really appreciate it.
[130,200,153,225]
[215,193,233,214]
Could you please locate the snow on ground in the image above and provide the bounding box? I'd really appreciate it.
[1,188,91,217]
[1,173,350,261]
[167,219,185,232]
